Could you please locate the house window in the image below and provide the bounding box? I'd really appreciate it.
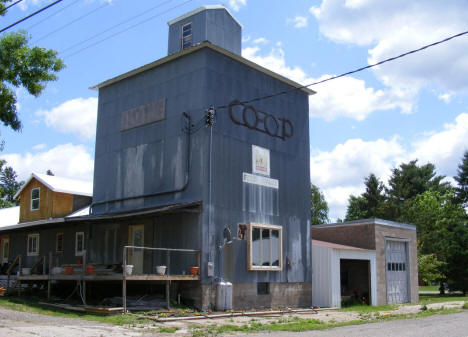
[27,234,40,256]
[181,22,192,50]
[56,233,64,253]
[247,223,282,271]
[31,188,40,211]
[75,232,84,256]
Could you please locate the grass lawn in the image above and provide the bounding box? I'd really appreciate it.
[340,304,397,313]
[419,294,468,305]
[419,285,439,292]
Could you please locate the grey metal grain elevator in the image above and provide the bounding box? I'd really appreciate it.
[92,5,314,309]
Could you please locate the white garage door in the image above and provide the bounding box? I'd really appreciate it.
[386,240,409,304]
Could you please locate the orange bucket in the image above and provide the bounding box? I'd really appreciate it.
[64,266,74,275]
[189,266,199,275]
[86,265,95,275]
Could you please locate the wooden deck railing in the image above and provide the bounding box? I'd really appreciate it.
[122,246,201,312]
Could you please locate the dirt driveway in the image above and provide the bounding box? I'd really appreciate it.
[0,306,140,337]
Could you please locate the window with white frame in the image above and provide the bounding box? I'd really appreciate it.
[181,22,192,50]
[247,223,282,271]
[31,187,40,211]
[27,234,40,256]
[56,232,64,253]
[75,232,84,256]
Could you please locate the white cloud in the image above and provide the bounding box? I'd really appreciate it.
[253,37,269,45]
[311,112,468,221]
[310,0,468,109]
[229,0,246,12]
[36,97,98,140]
[287,16,308,28]
[1,143,94,182]
[32,143,46,151]
[438,93,452,103]
[410,113,468,175]
[242,45,399,121]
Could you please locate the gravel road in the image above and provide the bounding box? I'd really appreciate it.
[241,311,468,337]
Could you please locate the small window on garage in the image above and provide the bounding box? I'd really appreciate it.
[75,232,84,256]
[247,223,282,271]
[27,234,39,256]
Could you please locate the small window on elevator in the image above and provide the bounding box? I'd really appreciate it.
[181,22,192,50]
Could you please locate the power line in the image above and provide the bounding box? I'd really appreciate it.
[0,0,24,15]
[33,1,110,43]
[61,0,193,59]
[59,0,174,55]
[0,0,63,34]
[216,29,468,110]
[26,0,80,31]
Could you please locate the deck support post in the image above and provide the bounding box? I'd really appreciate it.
[122,246,127,313]
[83,281,87,305]
[166,280,170,309]
[47,251,52,300]
[18,255,22,296]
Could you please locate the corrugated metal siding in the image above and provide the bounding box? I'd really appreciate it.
[168,8,241,55]
[312,245,333,307]
[93,46,311,284]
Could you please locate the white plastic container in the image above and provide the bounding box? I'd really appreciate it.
[51,267,63,275]
[215,281,226,311]
[22,268,31,275]
[225,282,233,310]
[156,265,167,275]
[124,265,134,276]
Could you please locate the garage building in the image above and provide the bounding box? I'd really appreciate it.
[312,218,418,307]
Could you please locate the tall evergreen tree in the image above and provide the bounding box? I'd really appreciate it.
[310,183,329,225]
[454,150,468,208]
[386,160,449,220]
[0,159,22,207]
[362,173,386,218]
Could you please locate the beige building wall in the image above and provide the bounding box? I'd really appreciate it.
[374,224,419,305]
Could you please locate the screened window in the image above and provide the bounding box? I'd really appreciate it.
[31,188,40,210]
[181,22,192,50]
[248,223,282,271]
[75,232,84,256]
[27,234,39,256]
[56,233,64,253]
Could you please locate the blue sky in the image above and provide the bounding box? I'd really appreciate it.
[1,0,468,220]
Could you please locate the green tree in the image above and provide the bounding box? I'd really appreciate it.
[417,254,445,285]
[386,160,449,221]
[344,173,386,221]
[0,159,22,207]
[1,0,65,132]
[310,183,329,225]
[403,190,467,294]
[345,195,366,221]
[454,150,468,208]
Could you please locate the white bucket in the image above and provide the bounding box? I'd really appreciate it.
[51,267,63,275]
[124,265,134,276]
[156,265,167,275]
[22,268,31,275]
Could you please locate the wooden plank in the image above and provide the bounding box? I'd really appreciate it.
[126,275,200,281]
[17,275,49,281]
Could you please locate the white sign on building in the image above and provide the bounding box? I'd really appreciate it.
[252,145,270,176]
